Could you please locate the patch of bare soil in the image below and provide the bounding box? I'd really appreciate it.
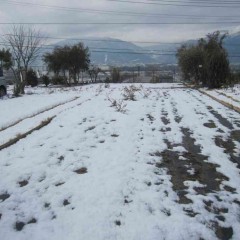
[215,131,240,169]
[85,126,96,132]
[207,107,234,130]
[161,110,170,125]
[111,134,119,138]
[63,199,70,206]
[58,155,65,164]
[55,182,65,187]
[74,167,88,174]
[171,101,182,123]
[115,220,121,226]
[231,130,240,142]
[18,180,29,187]
[146,114,155,123]
[203,120,217,128]
[159,127,171,133]
[152,127,234,239]
[0,192,10,202]
[15,218,37,231]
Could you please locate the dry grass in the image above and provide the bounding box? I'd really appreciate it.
[0,117,56,151]
[107,95,127,113]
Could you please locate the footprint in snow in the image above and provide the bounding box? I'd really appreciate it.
[115,220,121,226]
[55,182,65,187]
[63,199,70,206]
[18,180,29,187]
[0,192,10,202]
[74,167,88,174]
[15,218,37,231]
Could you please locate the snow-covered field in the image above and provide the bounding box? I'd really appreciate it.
[0,83,240,240]
[0,86,84,130]
[200,84,240,111]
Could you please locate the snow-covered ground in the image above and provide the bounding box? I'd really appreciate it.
[0,83,239,240]
[200,84,240,111]
[0,86,85,130]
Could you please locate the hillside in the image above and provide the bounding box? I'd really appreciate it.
[224,32,240,64]
[38,33,240,66]
[51,38,155,65]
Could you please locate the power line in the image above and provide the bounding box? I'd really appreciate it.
[2,34,240,47]
[0,0,178,18]
[0,0,239,19]
[0,21,239,25]
[148,0,240,4]
[107,0,240,8]
[1,40,240,53]
[1,42,240,58]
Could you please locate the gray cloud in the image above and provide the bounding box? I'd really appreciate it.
[0,0,240,45]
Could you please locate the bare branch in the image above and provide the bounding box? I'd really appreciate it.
[4,25,45,94]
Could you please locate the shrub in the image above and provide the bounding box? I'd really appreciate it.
[51,76,65,85]
[95,84,103,96]
[26,69,38,87]
[140,88,151,98]
[122,85,140,101]
[105,77,110,83]
[115,100,127,113]
[108,96,127,113]
[42,75,50,87]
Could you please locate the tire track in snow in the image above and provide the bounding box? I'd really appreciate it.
[0,116,56,151]
[0,97,92,151]
[0,96,80,132]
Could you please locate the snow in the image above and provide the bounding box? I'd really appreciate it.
[0,86,86,130]
[200,84,240,110]
[0,83,239,240]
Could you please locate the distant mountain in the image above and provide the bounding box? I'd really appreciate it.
[142,33,240,65]
[142,43,179,64]
[223,32,240,64]
[38,34,240,67]
[51,37,155,66]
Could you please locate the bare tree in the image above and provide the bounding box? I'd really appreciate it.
[88,65,101,83]
[5,25,44,94]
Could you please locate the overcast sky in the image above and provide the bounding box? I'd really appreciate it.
[0,0,240,46]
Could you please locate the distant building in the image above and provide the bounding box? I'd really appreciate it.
[159,71,174,83]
